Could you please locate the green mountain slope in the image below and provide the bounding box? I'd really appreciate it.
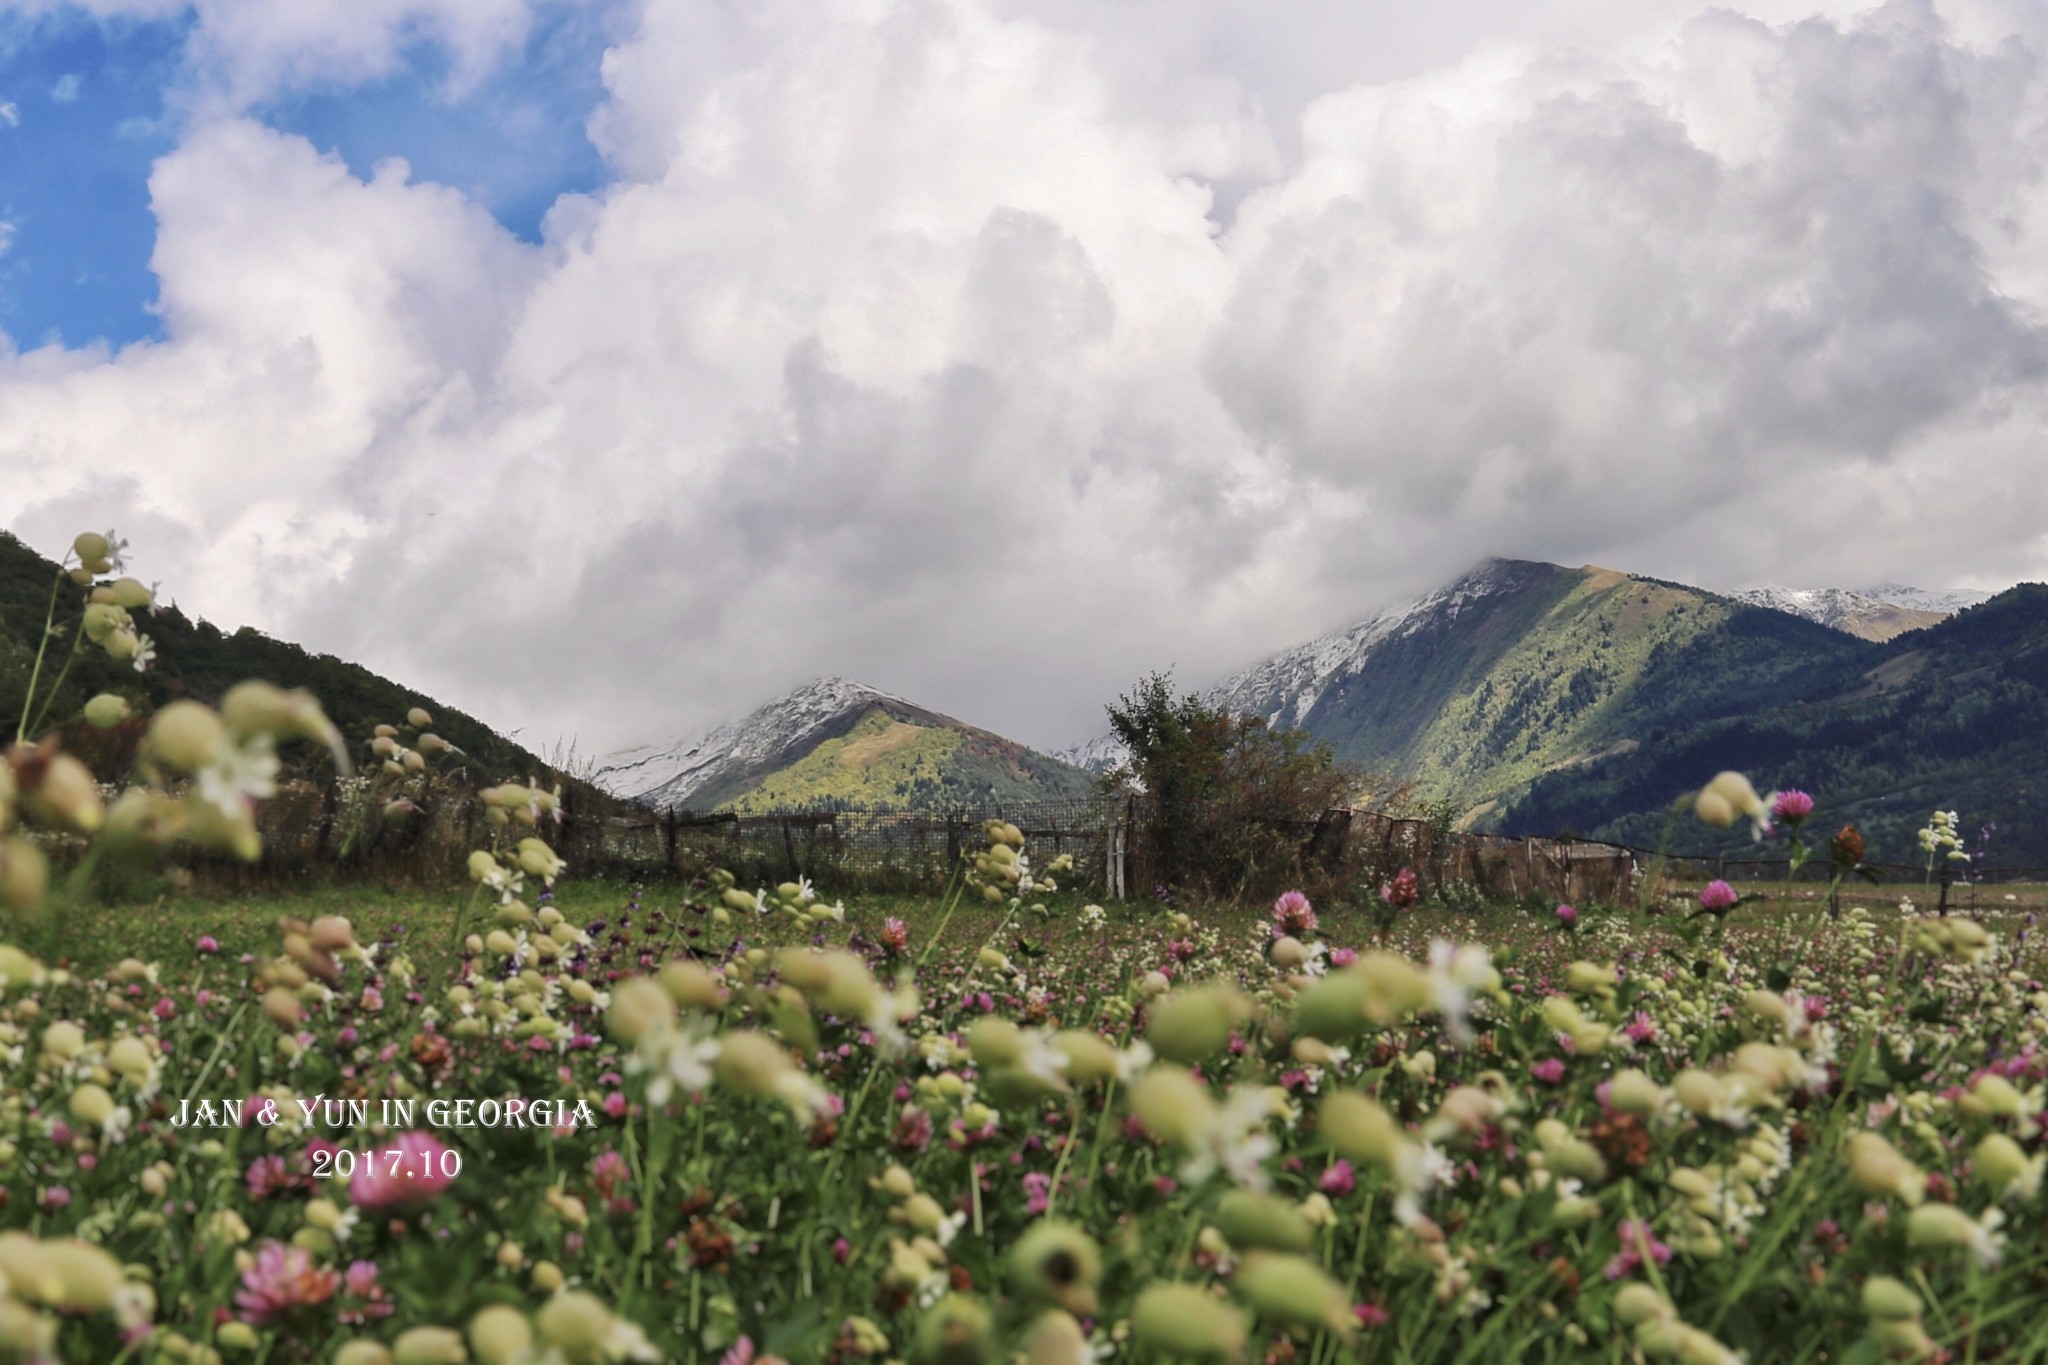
[0,529,555,784]
[1505,584,2048,866]
[1254,560,1870,816]
[596,677,1099,814]
[714,705,1099,813]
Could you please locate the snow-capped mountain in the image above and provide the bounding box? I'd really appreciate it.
[1733,584,1991,641]
[1059,558,1545,772]
[1211,559,1537,729]
[1052,731,1132,774]
[595,677,903,809]
[1859,584,1994,616]
[596,676,1095,812]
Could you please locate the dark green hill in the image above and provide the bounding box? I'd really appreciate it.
[1228,560,1871,818]
[0,529,558,785]
[1503,584,2048,867]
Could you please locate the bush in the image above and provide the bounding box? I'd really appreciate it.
[1103,672,1356,899]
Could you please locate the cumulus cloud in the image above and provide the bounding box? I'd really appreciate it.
[4,0,2048,757]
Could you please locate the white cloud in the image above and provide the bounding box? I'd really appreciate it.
[0,0,560,108]
[50,73,80,102]
[4,0,2048,758]
[0,101,19,127]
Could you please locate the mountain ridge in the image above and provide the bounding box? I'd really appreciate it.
[596,676,1097,813]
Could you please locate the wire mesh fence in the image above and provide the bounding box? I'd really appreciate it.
[41,773,2048,906]
[578,798,1117,894]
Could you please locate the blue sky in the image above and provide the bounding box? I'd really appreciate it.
[0,3,615,350]
[3,0,2046,756]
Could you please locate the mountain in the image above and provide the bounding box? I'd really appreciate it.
[1509,584,2048,865]
[1732,584,1989,641]
[1209,561,1884,818]
[1064,559,1868,794]
[1067,553,2048,866]
[596,677,1098,813]
[0,530,558,784]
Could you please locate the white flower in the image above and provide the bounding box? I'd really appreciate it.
[1182,1085,1277,1190]
[131,635,156,672]
[1017,1029,1070,1090]
[1425,941,1496,1046]
[196,740,280,821]
[606,1317,660,1362]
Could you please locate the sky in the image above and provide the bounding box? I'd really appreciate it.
[3,0,2048,758]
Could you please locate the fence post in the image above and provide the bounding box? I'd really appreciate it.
[662,808,678,875]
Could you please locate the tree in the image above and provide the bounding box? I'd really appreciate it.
[1105,672,1354,898]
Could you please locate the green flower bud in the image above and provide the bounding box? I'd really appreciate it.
[1319,1091,1408,1168]
[713,1031,794,1097]
[536,1290,611,1356]
[607,977,675,1044]
[1861,1275,1921,1322]
[0,944,45,989]
[1353,952,1435,1024]
[148,701,227,774]
[81,601,129,643]
[68,1082,116,1127]
[515,838,564,881]
[913,1293,994,1365]
[967,1018,1026,1070]
[1022,1311,1090,1365]
[39,1239,123,1311]
[335,1345,395,1365]
[1009,1221,1101,1311]
[1905,1202,1982,1252]
[1128,1065,1216,1148]
[1870,1317,1935,1358]
[468,1304,533,1365]
[1052,1030,1118,1085]
[1147,982,1251,1064]
[390,1326,467,1364]
[0,837,49,913]
[1290,971,1372,1041]
[1131,1282,1249,1359]
[72,532,112,572]
[42,1020,85,1059]
[1613,1282,1672,1326]
[407,707,434,729]
[106,577,152,609]
[1233,1251,1352,1334]
[1847,1133,1925,1205]
[83,693,131,728]
[24,753,102,833]
[1974,1132,2039,1198]
[1213,1190,1315,1253]
[216,1321,260,1352]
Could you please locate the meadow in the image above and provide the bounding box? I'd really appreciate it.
[4,529,2047,1364]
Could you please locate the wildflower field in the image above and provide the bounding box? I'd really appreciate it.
[5,530,2048,1364]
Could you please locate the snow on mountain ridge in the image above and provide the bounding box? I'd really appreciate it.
[1857,584,1992,615]
[595,676,906,807]
[1734,583,1991,635]
[1061,560,1530,772]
